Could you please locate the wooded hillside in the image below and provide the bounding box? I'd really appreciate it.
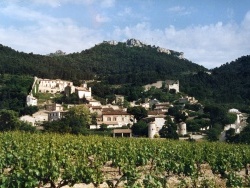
[0,41,249,109]
[0,42,206,84]
[180,55,250,108]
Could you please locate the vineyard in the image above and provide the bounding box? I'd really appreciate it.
[0,132,250,188]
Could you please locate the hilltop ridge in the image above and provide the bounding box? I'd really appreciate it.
[102,38,184,59]
[0,39,205,85]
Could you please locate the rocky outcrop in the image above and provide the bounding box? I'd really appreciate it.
[157,47,171,54]
[126,38,146,47]
[48,50,66,56]
[102,39,184,59]
[178,52,184,59]
[103,40,118,45]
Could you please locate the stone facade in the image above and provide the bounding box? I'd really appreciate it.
[48,111,66,122]
[144,80,180,93]
[38,78,73,93]
[89,105,134,129]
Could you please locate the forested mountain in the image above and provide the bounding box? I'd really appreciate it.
[0,41,206,85]
[180,55,250,108]
[0,41,249,109]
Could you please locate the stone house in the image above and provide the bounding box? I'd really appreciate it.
[165,80,179,93]
[20,115,36,126]
[154,102,170,112]
[145,111,167,138]
[48,111,67,122]
[38,78,73,93]
[89,109,134,129]
[45,103,64,111]
[144,80,180,93]
[75,86,92,99]
[31,110,48,126]
[87,98,101,106]
[102,110,133,128]
[89,106,103,115]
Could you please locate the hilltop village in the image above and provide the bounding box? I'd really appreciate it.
[21,77,248,140]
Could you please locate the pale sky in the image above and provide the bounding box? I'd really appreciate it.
[0,0,250,68]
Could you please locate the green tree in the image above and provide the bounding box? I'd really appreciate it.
[44,105,91,134]
[204,105,227,126]
[0,109,21,131]
[207,128,220,141]
[222,113,237,125]
[167,106,187,123]
[20,106,39,116]
[127,106,148,121]
[175,111,188,123]
[63,105,91,134]
[238,128,250,144]
[100,123,108,131]
[184,103,202,112]
[131,120,148,136]
[91,112,98,125]
[123,100,130,108]
[167,106,181,117]
[225,128,236,142]
[228,124,250,144]
[159,116,179,139]
[186,118,210,132]
[0,109,35,132]
[65,105,91,123]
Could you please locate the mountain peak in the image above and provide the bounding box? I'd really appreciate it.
[102,39,184,59]
[126,38,146,47]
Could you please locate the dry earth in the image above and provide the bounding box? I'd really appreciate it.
[40,163,249,188]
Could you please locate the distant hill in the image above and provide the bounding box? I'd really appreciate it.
[0,39,206,85]
[0,40,249,108]
[180,55,250,108]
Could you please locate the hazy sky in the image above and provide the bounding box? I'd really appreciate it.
[1,0,250,68]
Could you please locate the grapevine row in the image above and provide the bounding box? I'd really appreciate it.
[0,132,250,187]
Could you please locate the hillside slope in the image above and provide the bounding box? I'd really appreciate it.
[0,41,249,107]
[0,40,206,85]
[180,55,250,107]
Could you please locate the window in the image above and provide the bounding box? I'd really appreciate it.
[107,117,111,121]
[113,117,117,121]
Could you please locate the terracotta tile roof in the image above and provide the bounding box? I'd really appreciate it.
[112,129,132,133]
[102,108,114,112]
[102,110,130,115]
